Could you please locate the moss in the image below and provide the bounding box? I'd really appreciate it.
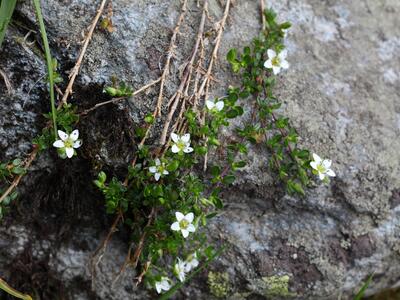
[207,271,230,298]
[263,275,295,297]
[248,274,296,298]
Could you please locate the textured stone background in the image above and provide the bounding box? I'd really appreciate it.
[0,0,399,299]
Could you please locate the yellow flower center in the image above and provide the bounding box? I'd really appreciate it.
[272,56,280,66]
[177,140,186,150]
[179,219,189,229]
[64,138,74,148]
[316,164,326,174]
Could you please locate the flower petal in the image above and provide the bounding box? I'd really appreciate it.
[322,159,332,169]
[65,147,74,158]
[310,161,318,170]
[326,169,336,177]
[149,166,157,173]
[187,224,196,233]
[181,229,189,238]
[272,66,281,75]
[175,212,184,221]
[155,158,161,166]
[206,100,214,110]
[312,153,322,164]
[215,101,224,111]
[53,140,65,148]
[185,212,194,223]
[58,130,68,141]
[160,280,171,291]
[171,222,180,231]
[181,133,190,143]
[155,283,162,294]
[171,144,180,153]
[155,172,161,181]
[279,49,288,59]
[267,49,276,58]
[318,172,325,180]
[280,59,289,69]
[183,146,193,153]
[171,133,179,143]
[264,59,273,69]
[73,140,82,148]
[163,170,169,175]
[70,129,79,141]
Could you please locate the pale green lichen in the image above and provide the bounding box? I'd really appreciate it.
[248,274,296,298]
[207,271,231,298]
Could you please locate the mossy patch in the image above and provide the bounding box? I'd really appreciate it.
[248,274,296,298]
[207,271,231,298]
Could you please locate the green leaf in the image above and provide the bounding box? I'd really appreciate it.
[144,114,155,124]
[226,48,237,62]
[222,175,235,185]
[167,160,180,172]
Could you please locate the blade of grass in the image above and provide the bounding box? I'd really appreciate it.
[158,246,225,300]
[353,274,373,300]
[0,277,33,300]
[32,0,57,137]
[0,0,17,48]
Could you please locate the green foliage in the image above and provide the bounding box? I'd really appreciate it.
[104,79,133,97]
[227,9,311,195]
[34,104,79,152]
[0,159,25,219]
[93,7,314,295]
[0,0,17,48]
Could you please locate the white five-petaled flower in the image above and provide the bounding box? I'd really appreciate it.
[149,158,169,181]
[184,252,199,272]
[310,153,336,180]
[174,258,187,282]
[171,212,196,238]
[264,49,289,75]
[171,133,193,154]
[53,130,82,158]
[155,277,171,294]
[206,99,224,112]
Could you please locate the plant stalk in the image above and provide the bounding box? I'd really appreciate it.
[32,0,57,137]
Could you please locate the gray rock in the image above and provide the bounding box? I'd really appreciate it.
[0,0,399,299]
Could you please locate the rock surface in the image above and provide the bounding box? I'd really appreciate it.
[0,0,400,299]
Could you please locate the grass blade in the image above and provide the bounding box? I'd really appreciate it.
[0,277,33,300]
[0,0,17,48]
[32,0,57,137]
[354,274,373,300]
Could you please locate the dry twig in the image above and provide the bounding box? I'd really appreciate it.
[61,0,108,104]
[0,68,12,95]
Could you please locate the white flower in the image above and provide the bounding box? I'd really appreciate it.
[155,277,171,294]
[171,212,196,238]
[264,49,289,75]
[149,158,169,181]
[171,133,193,154]
[310,153,336,180]
[206,99,224,112]
[184,252,199,272]
[282,28,288,38]
[174,258,186,282]
[53,129,82,158]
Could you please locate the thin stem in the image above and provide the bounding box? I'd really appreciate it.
[32,0,57,137]
[0,277,32,300]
